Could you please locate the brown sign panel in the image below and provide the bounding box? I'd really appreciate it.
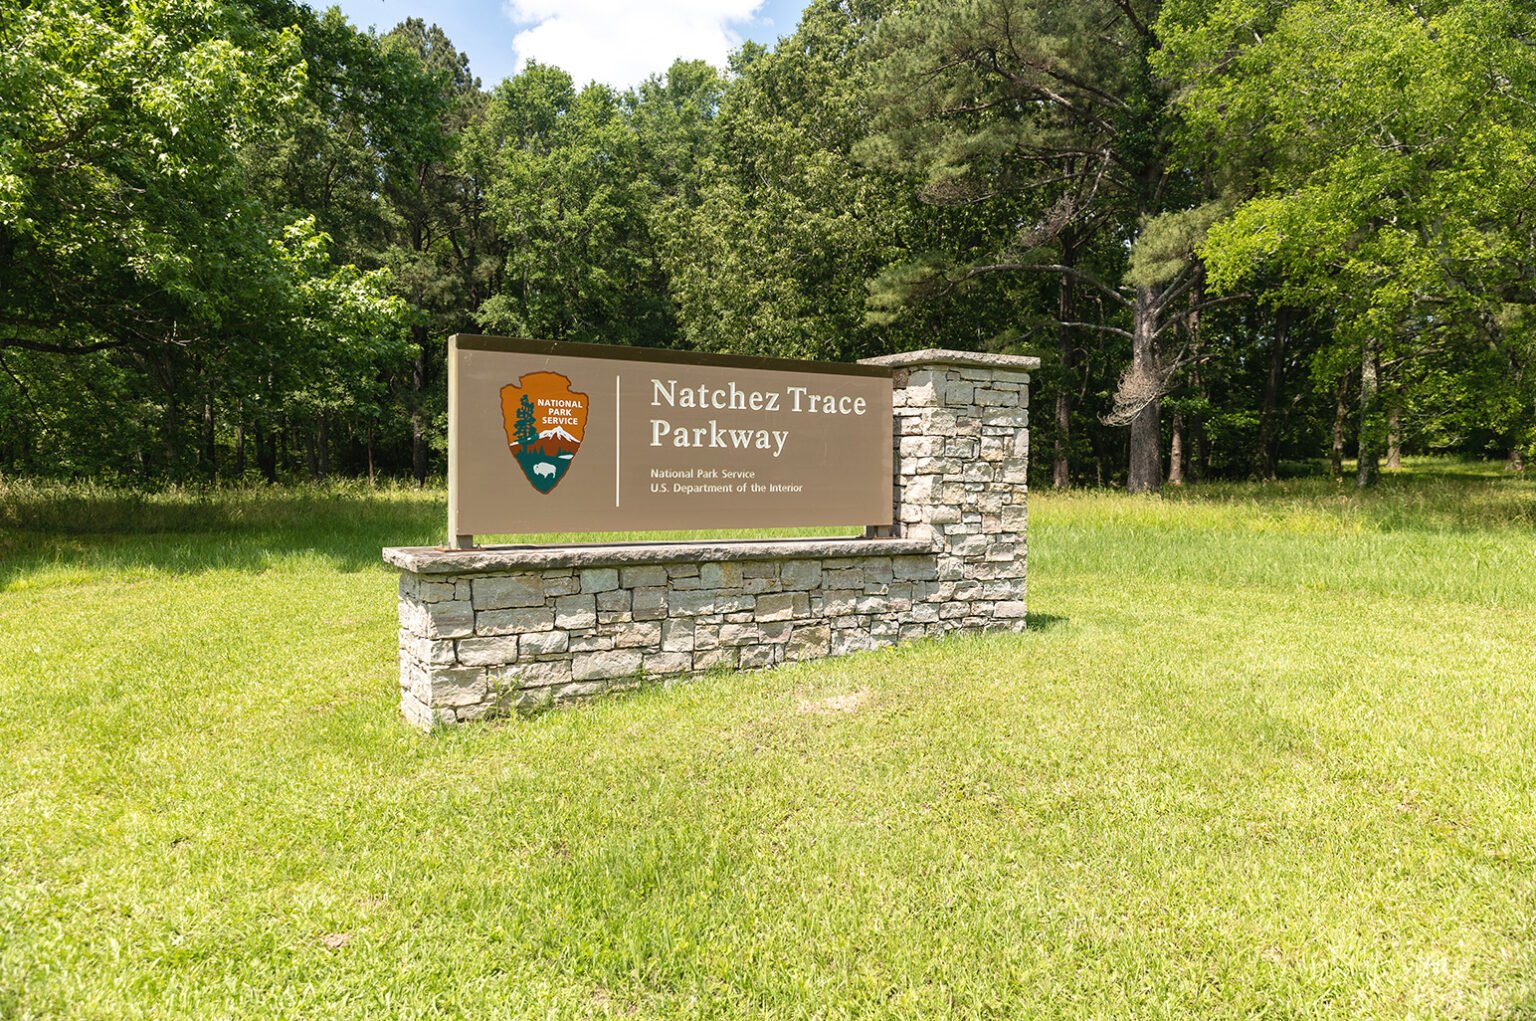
[448,336,894,539]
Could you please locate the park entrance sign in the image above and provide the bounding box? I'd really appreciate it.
[386,345,1039,728]
[447,336,894,543]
